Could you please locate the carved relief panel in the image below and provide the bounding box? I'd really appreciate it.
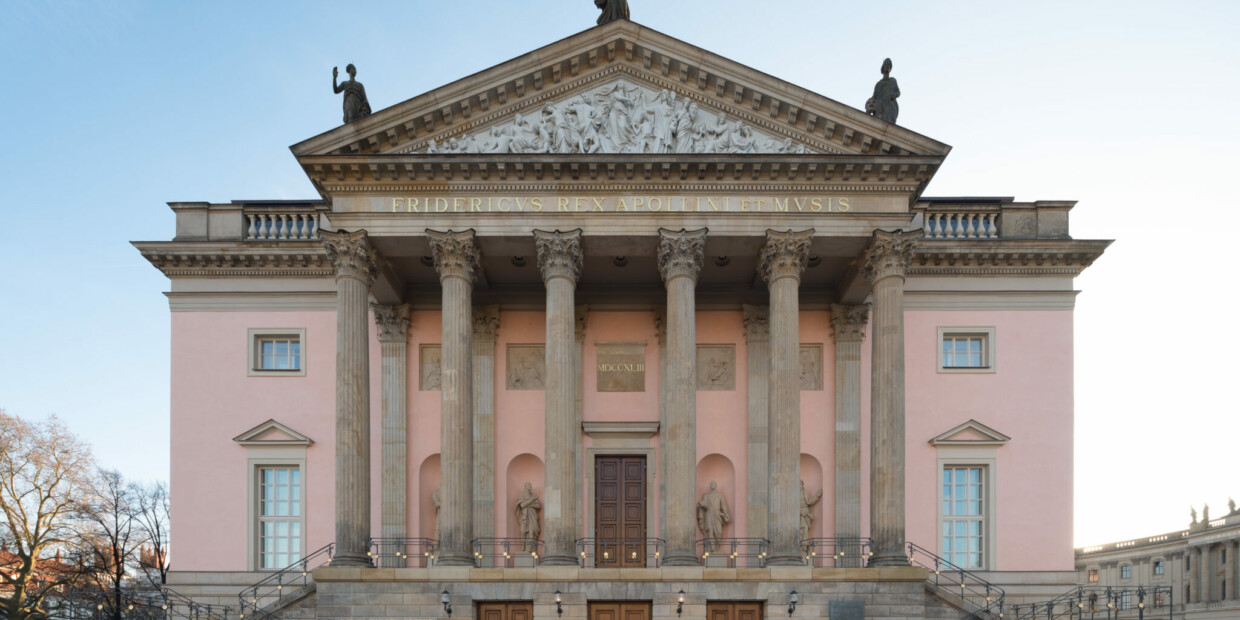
[506,345,546,390]
[595,342,647,392]
[799,344,823,391]
[419,345,442,391]
[696,345,735,391]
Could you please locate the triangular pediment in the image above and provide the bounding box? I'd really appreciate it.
[929,419,1011,446]
[291,20,950,159]
[233,419,314,446]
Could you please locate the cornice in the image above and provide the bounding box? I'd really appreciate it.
[133,241,331,278]
[910,239,1112,276]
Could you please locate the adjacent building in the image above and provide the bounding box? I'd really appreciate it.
[135,17,1109,620]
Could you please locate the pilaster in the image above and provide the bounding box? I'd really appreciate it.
[373,303,410,568]
[742,304,770,541]
[426,229,481,566]
[829,303,868,559]
[472,305,500,543]
[758,228,814,566]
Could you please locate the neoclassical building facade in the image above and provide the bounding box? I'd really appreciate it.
[136,18,1108,620]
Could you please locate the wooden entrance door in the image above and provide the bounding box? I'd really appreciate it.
[595,455,647,567]
[589,602,651,620]
[478,603,533,620]
[707,602,763,620]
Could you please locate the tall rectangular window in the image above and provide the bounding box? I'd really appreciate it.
[941,466,984,569]
[1154,591,1164,608]
[1121,564,1131,579]
[258,466,302,569]
[1088,569,1099,582]
[1153,560,1164,575]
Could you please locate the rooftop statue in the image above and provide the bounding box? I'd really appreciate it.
[596,0,629,25]
[866,58,900,124]
[333,64,372,124]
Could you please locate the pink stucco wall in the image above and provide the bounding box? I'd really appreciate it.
[170,306,1072,572]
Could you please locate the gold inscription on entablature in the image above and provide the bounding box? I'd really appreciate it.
[387,196,850,214]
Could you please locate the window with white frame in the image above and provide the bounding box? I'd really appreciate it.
[941,465,985,569]
[937,327,996,373]
[257,466,302,569]
[1121,564,1131,579]
[248,328,306,376]
[1120,592,1131,610]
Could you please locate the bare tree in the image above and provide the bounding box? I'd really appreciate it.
[0,409,97,620]
[134,481,170,586]
[80,470,144,620]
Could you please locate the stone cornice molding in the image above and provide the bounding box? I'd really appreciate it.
[863,229,920,283]
[910,239,1113,277]
[426,229,482,283]
[741,304,769,342]
[372,304,411,343]
[472,305,501,341]
[533,229,584,284]
[657,228,707,283]
[829,304,869,343]
[133,242,331,278]
[575,305,590,341]
[758,229,814,285]
[321,229,378,285]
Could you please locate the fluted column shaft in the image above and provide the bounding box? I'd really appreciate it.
[534,230,583,565]
[658,228,707,566]
[427,230,481,566]
[472,306,500,543]
[742,305,770,540]
[374,304,410,568]
[863,230,919,567]
[1229,540,1239,600]
[830,304,868,564]
[322,230,378,567]
[759,229,814,566]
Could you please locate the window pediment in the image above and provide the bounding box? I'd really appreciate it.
[929,419,1011,446]
[233,419,314,446]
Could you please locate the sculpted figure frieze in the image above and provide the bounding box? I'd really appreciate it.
[422,79,815,155]
[420,345,442,391]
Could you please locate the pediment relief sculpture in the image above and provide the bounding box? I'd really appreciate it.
[422,79,815,155]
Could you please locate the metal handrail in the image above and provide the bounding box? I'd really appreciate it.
[368,538,437,568]
[907,542,1004,616]
[1005,585,1173,620]
[473,538,542,568]
[801,537,872,568]
[237,543,334,620]
[696,538,769,568]
[576,538,666,568]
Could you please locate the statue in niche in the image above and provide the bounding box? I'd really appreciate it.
[595,0,629,25]
[432,488,443,542]
[866,58,900,124]
[697,481,731,552]
[799,480,823,544]
[332,64,372,124]
[1190,506,1198,524]
[515,482,543,551]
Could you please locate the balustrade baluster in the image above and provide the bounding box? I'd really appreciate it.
[259,214,272,240]
[965,213,977,239]
[246,215,257,240]
[278,215,289,240]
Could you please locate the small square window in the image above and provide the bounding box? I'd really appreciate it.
[937,327,996,373]
[1120,564,1131,579]
[1153,560,1164,575]
[248,328,306,377]
[1088,568,1098,582]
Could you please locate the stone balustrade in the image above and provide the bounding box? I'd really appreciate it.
[921,211,999,240]
[168,201,327,242]
[246,212,320,240]
[913,198,1079,241]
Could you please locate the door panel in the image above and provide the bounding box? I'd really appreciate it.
[590,603,650,620]
[707,602,763,620]
[595,456,647,567]
[478,603,533,620]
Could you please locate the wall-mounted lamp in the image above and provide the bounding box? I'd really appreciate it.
[442,590,452,617]
[555,590,563,617]
[787,591,798,615]
[677,590,685,617]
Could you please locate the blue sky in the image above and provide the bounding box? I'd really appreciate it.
[1,1,1237,546]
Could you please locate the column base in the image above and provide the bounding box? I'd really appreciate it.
[330,552,373,568]
[435,553,476,567]
[661,553,699,567]
[867,550,910,567]
[539,554,579,566]
[764,551,805,567]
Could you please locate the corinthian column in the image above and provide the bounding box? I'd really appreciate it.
[426,229,481,566]
[322,229,378,567]
[863,229,919,567]
[759,229,814,566]
[373,304,410,567]
[533,229,583,566]
[829,304,868,564]
[742,305,770,540]
[473,306,500,544]
[657,228,707,566]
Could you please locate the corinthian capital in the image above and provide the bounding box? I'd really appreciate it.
[372,304,411,343]
[533,229,584,284]
[657,228,707,283]
[758,229,814,284]
[322,229,378,284]
[829,304,870,343]
[862,229,921,282]
[741,304,769,342]
[472,305,501,341]
[426,229,481,283]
